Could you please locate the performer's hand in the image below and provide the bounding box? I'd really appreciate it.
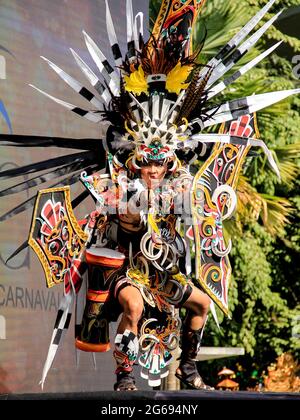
[88,210,100,229]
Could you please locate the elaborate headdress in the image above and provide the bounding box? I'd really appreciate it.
[29,0,295,182]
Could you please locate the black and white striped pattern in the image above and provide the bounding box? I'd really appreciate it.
[207,10,283,88]
[125,93,191,148]
[70,48,112,105]
[115,329,139,358]
[134,12,144,52]
[0,164,98,223]
[163,91,185,123]
[41,56,104,110]
[198,0,277,79]
[146,95,175,126]
[129,93,150,120]
[175,0,279,113]
[0,159,92,197]
[29,84,103,123]
[126,0,136,61]
[207,41,282,99]
[82,30,120,95]
[190,133,280,178]
[105,0,123,68]
[40,293,74,388]
[199,89,300,128]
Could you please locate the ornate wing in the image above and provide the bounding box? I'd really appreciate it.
[191,114,258,316]
[28,186,88,293]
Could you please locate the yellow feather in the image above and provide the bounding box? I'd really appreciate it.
[148,213,160,234]
[124,65,148,95]
[166,63,193,95]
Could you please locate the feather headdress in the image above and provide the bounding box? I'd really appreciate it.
[26,0,298,179]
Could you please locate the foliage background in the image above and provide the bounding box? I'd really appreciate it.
[150,0,300,389]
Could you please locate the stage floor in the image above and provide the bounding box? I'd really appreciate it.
[1,389,299,400]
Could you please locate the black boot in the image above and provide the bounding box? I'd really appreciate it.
[113,329,139,391]
[114,371,137,391]
[175,329,214,390]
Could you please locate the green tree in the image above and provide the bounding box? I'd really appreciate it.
[150,0,300,389]
[198,0,300,389]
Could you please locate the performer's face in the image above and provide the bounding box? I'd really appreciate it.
[140,161,168,189]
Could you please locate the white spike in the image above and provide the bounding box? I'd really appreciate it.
[82,30,120,92]
[163,91,185,122]
[70,49,98,88]
[160,98,173,123]
[190,131,282,180]
[207,89,300,118]
[208,41,283,99]
[228,0,277,46]
[126,0,134,43]
[208,10,284,86]
[70,48,111,104]
[39,294,73,389]
[30,84,76,110]
[191,133,246,141]
[248,138,281,179]
[129,93,150,119]
[134,12,144,51]
[152,96,160,120]
[201,0,278,75]
[40,56,103,110]
[105,0,118,46]
[29,84,102,123]
[105,0,123,66]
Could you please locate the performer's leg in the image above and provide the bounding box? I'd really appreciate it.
[183,286,210,331]
[113,285,144,391]
[176,286,214,390]
[117,285,144,335]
